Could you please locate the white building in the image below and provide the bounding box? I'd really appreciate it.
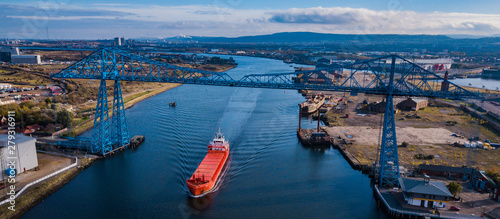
[0,134,38,180]
[0,98,15,105]
[399,176,453,208]
[414,59,453,71]
[11,55,41,64]
[0,84,11,89]
[0,46,20,55]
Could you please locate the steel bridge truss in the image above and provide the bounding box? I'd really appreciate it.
[52,48,483,186]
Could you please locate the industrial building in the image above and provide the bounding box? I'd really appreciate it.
[399,176,453,208]
[482,68,500,79]
[398,98,428,111]
[382,58,452,72]
[11,55,41,64]
[0,134,38,180]
[0,46,41,64]
[113,37,126,46]
[0,46,20,62]
[418,164,471,181]
[414,59,453,71]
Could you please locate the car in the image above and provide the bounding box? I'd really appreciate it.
[449,206,461,211]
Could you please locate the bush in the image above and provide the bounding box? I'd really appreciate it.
[400,142,409,147]
[414,153,434,160]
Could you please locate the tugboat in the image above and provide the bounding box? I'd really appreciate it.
[186,129,230,197]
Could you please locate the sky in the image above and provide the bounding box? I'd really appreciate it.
[1,0,500,39]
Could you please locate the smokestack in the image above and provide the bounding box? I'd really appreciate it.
[441,71,450,91]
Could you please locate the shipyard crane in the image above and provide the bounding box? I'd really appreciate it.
[51,47,483,187]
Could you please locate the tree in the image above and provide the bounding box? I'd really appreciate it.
[57,109,73,128]
[447,182,462,198]
[45,97,52,105]
[485,169,500,183]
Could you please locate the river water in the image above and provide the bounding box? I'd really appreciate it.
[23,55,384,218]
[450,78,500,91]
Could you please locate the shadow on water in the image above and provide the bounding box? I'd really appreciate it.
[187,194,213,211]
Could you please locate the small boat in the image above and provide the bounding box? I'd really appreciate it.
[186,129,230,196]
[169,102,176,107]
[301,93,325,114]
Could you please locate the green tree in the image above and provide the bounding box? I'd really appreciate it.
[446,182,462,198]
[57,109,73,128]
[485,169,499,183]
[45,97,52,105]
[20,100,35,109]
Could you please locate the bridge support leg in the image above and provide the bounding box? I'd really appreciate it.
[379,94,400,187]
[92,79,112,155]
[111,80,129,148]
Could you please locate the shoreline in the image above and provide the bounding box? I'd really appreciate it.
[0,156,95,219]
[0,84,181,218]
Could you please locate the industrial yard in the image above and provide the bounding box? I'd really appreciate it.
[320,92,500,171]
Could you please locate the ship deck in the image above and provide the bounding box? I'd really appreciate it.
[192,151,226,181]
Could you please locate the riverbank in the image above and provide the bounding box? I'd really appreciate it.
[69,83,181,136]
[0,156,96,219]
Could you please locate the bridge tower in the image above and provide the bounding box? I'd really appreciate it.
[91,48,129,155]
[92,79,112,154]
[378,56,400,187]
[111,80,130,148]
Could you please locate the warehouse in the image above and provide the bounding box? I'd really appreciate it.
[11,55,41,64]
[0,134,38,180]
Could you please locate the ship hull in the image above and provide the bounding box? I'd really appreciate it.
[302,98,325,114]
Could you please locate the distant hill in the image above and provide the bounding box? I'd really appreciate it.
[161,32,500,54]
[165,32,455,44]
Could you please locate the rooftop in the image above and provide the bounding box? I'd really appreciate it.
[419,164,472,174]
[406,98,428,103]
[0,134,35,147]
[399,177,453,197]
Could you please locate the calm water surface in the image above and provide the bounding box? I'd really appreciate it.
[450,78,500,90]
[24,55,384,218]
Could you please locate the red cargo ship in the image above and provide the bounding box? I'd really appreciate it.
[187,129,229,196]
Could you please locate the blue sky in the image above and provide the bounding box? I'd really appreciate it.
[1,0,500,39]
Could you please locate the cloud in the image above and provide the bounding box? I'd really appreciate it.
[0,3,134,17]
[159,21,236,29]
[451,22,498,31]
[189,10,231,15]
[267,7,500,35]
[1,4,499,39]
[269,7,385,25]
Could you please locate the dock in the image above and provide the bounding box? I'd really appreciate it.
[373,186,482,219]
[130,135,145,149]
[297,104,331,147]
[297,128,331,147]
[104,135,146,156]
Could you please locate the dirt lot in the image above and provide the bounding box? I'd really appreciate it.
[0,153,73,199]
[319,91,500,171]
[325,126,459,146]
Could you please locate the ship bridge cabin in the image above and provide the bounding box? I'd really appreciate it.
[208,131,228,151]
